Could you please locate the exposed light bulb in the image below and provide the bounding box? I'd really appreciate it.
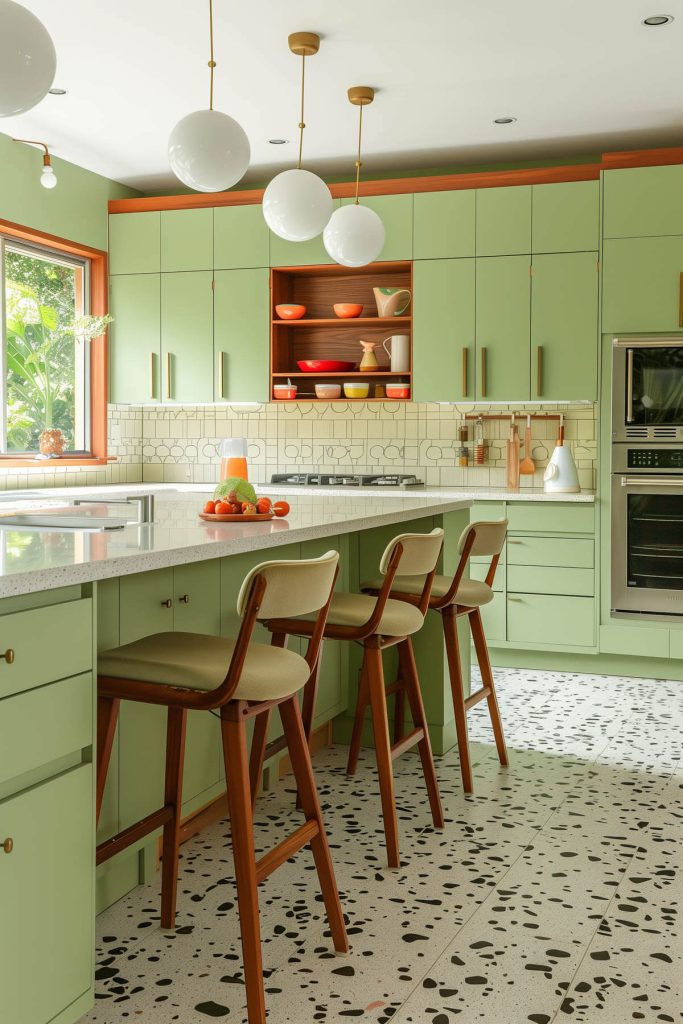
[40,163,57,189]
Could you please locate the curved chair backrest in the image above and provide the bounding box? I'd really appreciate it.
[237,550,340,620]
[379,528,444,576]
[458,519,508,558]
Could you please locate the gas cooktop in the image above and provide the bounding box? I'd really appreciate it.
[270,473,424,488]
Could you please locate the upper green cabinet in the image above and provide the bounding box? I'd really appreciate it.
[214,268,269,402]
[161,271,214,403]
[413,258,475,402]
[108,212,160,275]
[214,204,269,269]
[476,185,532,256]
[269,199,341,267]
[413,190,476,259]
[160,208,213,272]
[603,165,683,238]
[532,180,599,253]
[475,255,531,400]
[109,274,160,404]
[531,252,599,401]
[602,235,683,333]
[341,193,413,261]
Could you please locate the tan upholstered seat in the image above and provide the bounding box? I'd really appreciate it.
[99,631,310,701]
[299,591,425,637]
[362,574,494,607]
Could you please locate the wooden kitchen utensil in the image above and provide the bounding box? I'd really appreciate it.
[506,415,520,491]
[520,415,535,475]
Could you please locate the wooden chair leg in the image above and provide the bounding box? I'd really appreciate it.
[248,707,271,809]
[470,608,509,767]
[95,695,120,825]
[397,639,444,829]
[160,707,187,930]
[221,705,266,1024]
[365,644,401,869]
[346,655,369,776]
[442,607,474,794]
[393,678,405,744]
[279,696,349,953]
[301,642,322,744]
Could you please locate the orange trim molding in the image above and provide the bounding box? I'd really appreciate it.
[0,218,110,467]
[601,146,683,169]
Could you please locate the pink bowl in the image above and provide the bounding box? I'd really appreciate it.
[275,304,306,320]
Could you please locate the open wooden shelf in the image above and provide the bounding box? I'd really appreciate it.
[272,316,411,328]
[272,371,409,378]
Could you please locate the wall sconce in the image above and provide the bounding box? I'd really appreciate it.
[12,138,57,189]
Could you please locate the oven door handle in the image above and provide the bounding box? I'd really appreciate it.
[621,476,683,487]
[626,348,634,423]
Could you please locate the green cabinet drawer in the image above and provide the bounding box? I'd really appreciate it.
[480,590,506,643]
[506,503,595,534]
[0,673,91,787]
[412,258,475,402]
[507,565,594,597]
[341,193,413,260]
[475,255,531,400]
[507,535,594,568]
[109,273,160,403]
[476,185,531,256]
[161,271,214,402]
[602,235,683,333]
[670,630,683,660]
[531,180,599,253]
[214,268,269,402]
[108,212,160,275]
[413,190,476,258]
[507,593,594,647]
[0,599,92,699]
[161,208,213,272]
[603,165,683,239]
[0,765,93,1024]
[119,568,174,644]
[600,623,669,658]
[269,199,340,267]
[470,501,506,522]
[214,204,269,269]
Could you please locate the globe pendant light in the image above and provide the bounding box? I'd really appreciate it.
[12,138,57,188]
[168,0,250,193]
[324,87,385,268]
[262,33,333,242]
[0,0,56,117]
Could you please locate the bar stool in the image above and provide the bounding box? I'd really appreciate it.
[360,520,509,794]
[95,551,347,1024]
[252,528,445,869]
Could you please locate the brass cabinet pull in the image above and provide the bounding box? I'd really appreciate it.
[679,272,683,328]
[161,599,173,609]
[2,838,13,854]
[0,648,15,664]
[536,345,543,396]
[462,347,469,396]
[150,352,155,400]
[218,351,225,399]
[178,594,190,604]
[165,352,171,400]
[481,347,487,397]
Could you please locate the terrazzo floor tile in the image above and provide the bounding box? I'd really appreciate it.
[80,668,683,1024]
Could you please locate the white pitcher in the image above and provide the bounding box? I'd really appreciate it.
[382,334,410,372]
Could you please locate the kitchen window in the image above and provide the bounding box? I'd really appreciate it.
[0,221,109,466]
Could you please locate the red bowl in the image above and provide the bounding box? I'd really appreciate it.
[297,359,356,373]
[275,304,306,320]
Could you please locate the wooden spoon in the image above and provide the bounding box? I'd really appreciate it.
[520,414,535,475]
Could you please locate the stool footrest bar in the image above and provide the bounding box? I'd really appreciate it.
[96,804,174,866]
[255,819,320,884]
[464,686,492,711]
[390,727,424,760]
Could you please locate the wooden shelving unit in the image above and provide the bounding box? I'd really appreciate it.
[270,261,412,401]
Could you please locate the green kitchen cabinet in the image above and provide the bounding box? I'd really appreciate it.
[603,165,683,238]
[602,235,683,333]
[475,255,531,400]
[507,592,595,647]
[532,180,600,253]
[506,502,594,533]
[214,268,269,402]
[0,766,93,1024]
[119,567,174,643]
[269,199,341,267]
[214,204,269,269]
[173,559,222,635]
[413,258,475,401]
[476,185,532,256]
[161,271,214,402]
[413,189,476,259]
[531,251,599,401]
[109,274,160,403]
[108,211,160,275]
[160,208,213,272]
[340,193,413,260]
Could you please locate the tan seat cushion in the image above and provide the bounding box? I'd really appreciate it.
[98,631,310,702]
[299,591,424,637]
[362,575,494,608]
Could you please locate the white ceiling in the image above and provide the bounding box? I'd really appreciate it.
[5,0,683,193]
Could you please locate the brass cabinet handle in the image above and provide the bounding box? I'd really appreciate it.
[150,352,155,400]
[161,599,173,608]
[218,351,225,399]
[0,648,15,664]
[536,345,543,396]
[178,594,190,604]
[679,272,683,329]
[2,838,13,854]
[481,347,487,397]
[165,352,171,400]
[462,347,469,396]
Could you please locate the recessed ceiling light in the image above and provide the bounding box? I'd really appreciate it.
[642,14,673,25]
[494,117,517,125]
[268,138,289,145]
[48,87,67,95]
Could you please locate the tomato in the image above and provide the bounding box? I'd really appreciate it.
[203,500,216,515]
[273,500,290,518]
[229,502,242,514]
[256,497,272,514]
[214,501,232,515]
[242,502,257,515]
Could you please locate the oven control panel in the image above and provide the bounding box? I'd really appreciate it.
[627,448,683,469]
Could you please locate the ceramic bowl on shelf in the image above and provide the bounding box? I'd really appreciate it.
[296,359,356,373]
[315,383,342,399]
[275,303,306,320]
[273,383,298,400]
[343,382,370,399]
[386,382,411,399]
[333,303,363,319]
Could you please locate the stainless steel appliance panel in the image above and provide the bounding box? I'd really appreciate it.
[612,337,683,443]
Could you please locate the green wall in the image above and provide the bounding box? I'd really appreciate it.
[0,131,139,251]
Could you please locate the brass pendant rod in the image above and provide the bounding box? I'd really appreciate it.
[354,103,364,205]
[208,0,216,111]
[297,52,306,170]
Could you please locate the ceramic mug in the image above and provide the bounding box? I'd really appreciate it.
[382,334,410,372]
[373,286,411,317]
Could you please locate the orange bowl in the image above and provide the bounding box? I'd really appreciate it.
[333,303,363,319]
[275,304,306,320]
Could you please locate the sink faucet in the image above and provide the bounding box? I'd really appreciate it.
[73,493,155,524]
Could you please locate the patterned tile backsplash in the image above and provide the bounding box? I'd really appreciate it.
[0,402,597,492]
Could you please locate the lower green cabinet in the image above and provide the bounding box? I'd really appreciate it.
[479,591,507,643]
[602,235,683,333]
[507,593,595,647]
[214,268,269,402]
[0,766,93,1024]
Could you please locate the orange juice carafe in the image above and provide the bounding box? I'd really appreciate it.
[220,438,249,481]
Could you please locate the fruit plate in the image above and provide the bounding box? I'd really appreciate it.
[199,512,276,523]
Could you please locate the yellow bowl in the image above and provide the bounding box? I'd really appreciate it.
[343,382,370,399]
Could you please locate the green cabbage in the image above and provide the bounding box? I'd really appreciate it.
[213,477,257,504]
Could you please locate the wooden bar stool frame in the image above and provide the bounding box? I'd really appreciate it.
[95,557,348,1024]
